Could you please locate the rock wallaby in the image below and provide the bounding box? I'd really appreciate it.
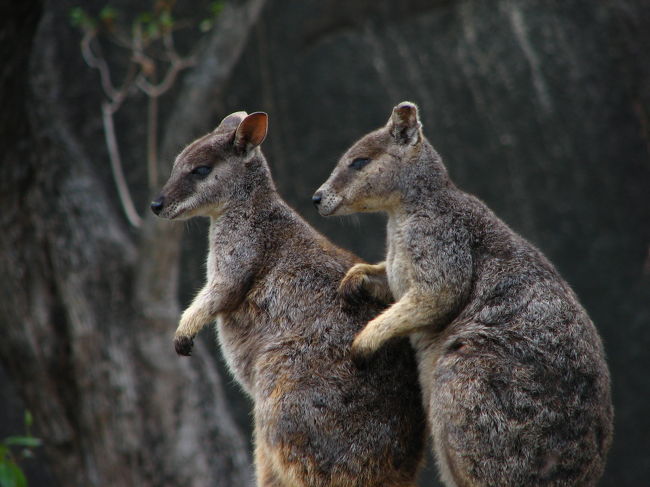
[151,111,426,487]
[313,102,613,487]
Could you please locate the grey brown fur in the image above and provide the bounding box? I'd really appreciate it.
[314,102,613,487]
[152,111,425,487]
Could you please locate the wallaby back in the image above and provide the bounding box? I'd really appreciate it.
[315,102,613,487]
[153,112,425,487]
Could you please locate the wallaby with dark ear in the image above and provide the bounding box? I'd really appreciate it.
[314,102,613,487]
[152,112,426,487]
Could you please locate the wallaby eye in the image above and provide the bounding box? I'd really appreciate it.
[191,166,212,177]
[349,157,371,171]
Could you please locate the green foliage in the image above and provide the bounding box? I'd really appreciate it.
[200,1,225,32]
[70,2,225,39]
[69,7,97,30]
[210,1,225,16]
[0,412,41,487]
[2,439,41,450]
[99,5,118,22]
[0,460,27,487]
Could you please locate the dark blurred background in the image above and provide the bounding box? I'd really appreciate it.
[1,1,648,486]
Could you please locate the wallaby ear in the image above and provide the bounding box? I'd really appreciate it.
[234,112,268,153]
[214,111,248,133]
[388,101,421,145]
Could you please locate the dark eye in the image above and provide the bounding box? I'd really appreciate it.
[191,166,212,177]
[349,157,371,171]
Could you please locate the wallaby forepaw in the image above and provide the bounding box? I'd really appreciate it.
[339,265,370,304]
[174,335,194,356]
[350,346,373,370]
[350,334,377,369]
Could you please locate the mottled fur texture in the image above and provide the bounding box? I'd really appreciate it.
[314,102,613,487]
[152,111,426,487]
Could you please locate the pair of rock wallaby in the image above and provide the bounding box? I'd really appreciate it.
[153,105,612,487]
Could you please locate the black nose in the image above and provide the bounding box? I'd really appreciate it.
[150,196,165,215]
[312,193,322,207]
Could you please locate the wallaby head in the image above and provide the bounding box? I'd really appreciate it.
[151,111,269,220]
[313,101,449,216]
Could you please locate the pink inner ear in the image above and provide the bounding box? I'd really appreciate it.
[236,113,268,148]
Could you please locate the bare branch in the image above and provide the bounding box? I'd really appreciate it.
[81,30,138,112]
[80,30,143,226]
[162,29,180,61]
[135,55,196,98]
[81,30,118,100]
[101,101,143,228]
[147,95,159,190]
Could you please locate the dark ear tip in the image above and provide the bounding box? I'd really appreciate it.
[396,101,417,110]
[248,111,268,121]
[393,101,418,117]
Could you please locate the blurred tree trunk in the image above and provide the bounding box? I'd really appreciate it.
[0,0,264,485]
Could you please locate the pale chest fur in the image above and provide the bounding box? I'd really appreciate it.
[387,215,446,411]
[385,216,413,299]
[206,217,260,393]
[206,218,245,282]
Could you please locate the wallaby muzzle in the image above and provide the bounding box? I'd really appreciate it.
[311,192,322,208]
[150,195,165,215]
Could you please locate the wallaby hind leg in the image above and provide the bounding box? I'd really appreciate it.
[255,443,286,487]
[433,428,474,487]
[429,339,607,487]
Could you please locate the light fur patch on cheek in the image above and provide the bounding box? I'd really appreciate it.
[170,193,204,219]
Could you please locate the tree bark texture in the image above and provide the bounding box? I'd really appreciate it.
[0,0,267,485]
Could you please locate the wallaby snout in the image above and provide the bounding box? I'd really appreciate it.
[311,192,322,208]
[312,184,344,216]
[150,195,165,215]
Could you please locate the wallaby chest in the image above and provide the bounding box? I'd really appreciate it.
[386,216,413,299]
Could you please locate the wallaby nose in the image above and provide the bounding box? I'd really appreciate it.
[312,192,322,207]
[150,196,165,215]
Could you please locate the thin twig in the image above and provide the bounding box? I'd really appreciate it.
[101,101,143,228]
[81,29,137,110]
[135,55,196,97]
[81,30,118,100]
[147,90,159,190]
[162,29,180,61]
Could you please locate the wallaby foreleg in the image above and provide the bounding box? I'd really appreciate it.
[174,281,248,355]
[351,290,450,361]
[339,262,393,304]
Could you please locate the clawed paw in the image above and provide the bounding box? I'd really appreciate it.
[339,265,370,305]
[174,335,194,356]
[350,347,373,370]
[350,333,377,370]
